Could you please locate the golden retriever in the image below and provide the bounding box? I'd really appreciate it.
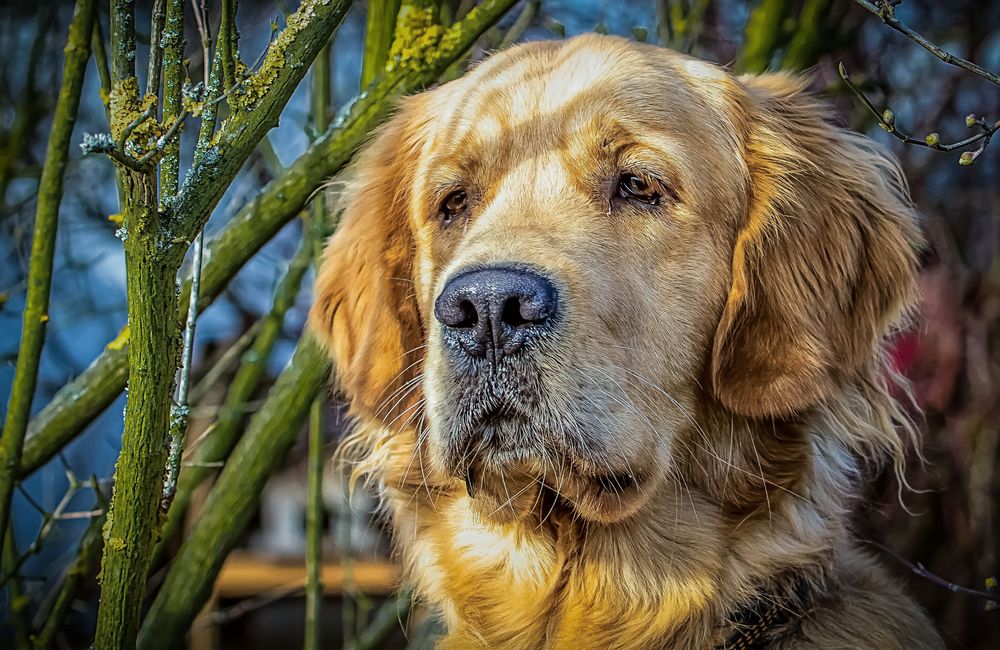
[310,34,943,649]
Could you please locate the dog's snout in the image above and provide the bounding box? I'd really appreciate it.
[434,266,558,361]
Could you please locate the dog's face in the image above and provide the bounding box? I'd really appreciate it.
[311,36,919,525]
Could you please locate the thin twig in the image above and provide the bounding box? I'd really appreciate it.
[865,540,999,607]
[146,0,167,103]
[32,486,107,650]
[20,0,516,496]
[191,0,213,88]
[1,472,101,587]
[153,224,315,564]
[188,320,263,404]
[853,0,1000,87]
[305,399,325,650]
[839,62,999,163]
[161,227,205,512]
[305,42,331,650]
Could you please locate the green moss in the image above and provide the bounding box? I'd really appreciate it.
[182,95,205,118]
[109,79,173,159]
[108,77,142,138]
[386,3,485,74]
[387,4,445,72]
[229,0,323,111]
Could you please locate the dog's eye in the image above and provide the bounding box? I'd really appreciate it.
[439,189,468,224]
[616,173,661,205]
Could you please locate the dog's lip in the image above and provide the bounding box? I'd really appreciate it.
[457,449,648,506]
[590,470,640,493]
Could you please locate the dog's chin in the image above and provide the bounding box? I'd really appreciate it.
[448,438,658,526]
[460,462,656,526]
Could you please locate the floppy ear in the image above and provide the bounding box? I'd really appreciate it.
[309,97,428,423]
[711,73,923,419]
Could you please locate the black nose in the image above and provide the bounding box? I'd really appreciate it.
[434,266,558,362]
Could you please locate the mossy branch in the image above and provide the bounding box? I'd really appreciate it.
[158,0,185,202]
[152,225,315,565]
[361,0,403,88]
[94,0,177,644]
[166,0,352,257]
[96,4,352,646]
[0,0,97,566]
[138,3,518,644]
[137,335,331,650]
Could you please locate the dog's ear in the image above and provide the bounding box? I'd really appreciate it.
[711,73,922,419]
[309,96,429,423]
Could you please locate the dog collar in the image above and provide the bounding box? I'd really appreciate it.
[717,573,815,649]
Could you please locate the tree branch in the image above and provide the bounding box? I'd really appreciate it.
[95,0,178,638]
[0,0,97,566]
[304,43,332,650]
[361,0,403,89]
[153,221,314,565]
[736,0,791,73]
[167,0,352,256]
[138,4,519,645]
[853,0,1000,87]
[159,0,186,202]
[305,398,325,650]
[839,62,999,164]
[2,525,31,650]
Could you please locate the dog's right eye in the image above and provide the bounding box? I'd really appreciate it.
[439,190,468,224]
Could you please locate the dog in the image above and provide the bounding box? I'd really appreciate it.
[310,34,943,649]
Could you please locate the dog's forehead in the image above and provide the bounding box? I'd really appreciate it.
[428,35,733,146]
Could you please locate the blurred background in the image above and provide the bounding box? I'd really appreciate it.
[0,0,997,648]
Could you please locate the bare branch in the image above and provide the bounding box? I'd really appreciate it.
[839,62,999,164]
[853,0,1000,87]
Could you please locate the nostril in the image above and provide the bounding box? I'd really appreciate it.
[501,297,529,328]
[436,266,559,360]
[456,300,478,328]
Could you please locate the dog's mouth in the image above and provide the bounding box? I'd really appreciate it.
[431,373,660,524]
[454,446,651,525]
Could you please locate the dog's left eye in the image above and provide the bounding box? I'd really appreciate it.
[616,173,661,205]
[439,189,468,224]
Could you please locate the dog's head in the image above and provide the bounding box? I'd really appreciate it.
[310,35,920,525]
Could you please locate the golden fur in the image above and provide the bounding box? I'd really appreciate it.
[310,35,943,648]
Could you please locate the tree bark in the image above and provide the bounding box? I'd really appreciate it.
[94,164,177,650]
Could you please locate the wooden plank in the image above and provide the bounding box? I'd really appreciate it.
[214,551,400,599]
